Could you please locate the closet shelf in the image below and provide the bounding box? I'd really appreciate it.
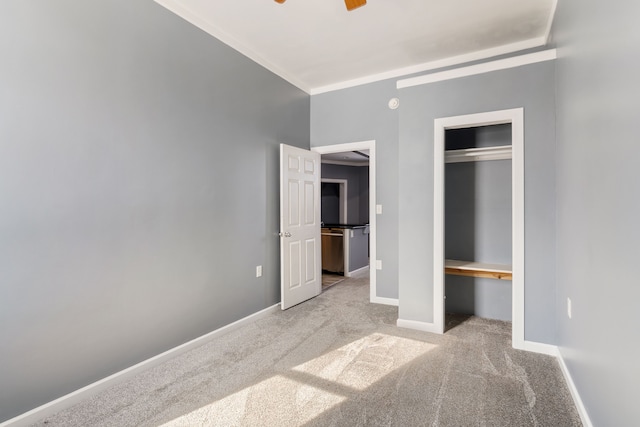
[445,145,512,163]
[444,259,512,281]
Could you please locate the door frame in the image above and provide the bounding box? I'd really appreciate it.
[433,108,525,349]
[312,140,381,304]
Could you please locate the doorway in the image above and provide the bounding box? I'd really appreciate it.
[312,141,380,304]
[433,109,525,349]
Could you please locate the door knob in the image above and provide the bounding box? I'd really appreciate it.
[279,232,292,237]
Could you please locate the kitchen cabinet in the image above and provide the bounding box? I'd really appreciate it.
[321,225,369,276]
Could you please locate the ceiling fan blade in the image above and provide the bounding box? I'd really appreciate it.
[276,0,366,11]
[345,0,366,11]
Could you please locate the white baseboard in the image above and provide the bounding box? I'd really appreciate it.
[396,318,440,333]
[371,296,399,306]
[346,265,369,277]
[3,305,593,427]
[556,349,593,427]
[398,328,591,426]
[0,303,281,427]
[518,341,592,427]
[521,340,560,357]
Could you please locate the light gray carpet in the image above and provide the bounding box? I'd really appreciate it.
[34,274,581,426]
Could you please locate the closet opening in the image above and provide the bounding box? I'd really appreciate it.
[444,124,513,326]
[433,108,524,349]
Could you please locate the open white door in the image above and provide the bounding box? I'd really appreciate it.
[280,144,322,310]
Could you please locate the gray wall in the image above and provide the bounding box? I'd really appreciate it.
[553,1,640,424]
[0,0,309,422]
[348,228,370,273]
[321,163,369,225]
[398,61,556,343]
[312,82,400,299]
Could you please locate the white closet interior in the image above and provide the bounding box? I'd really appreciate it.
[444,124,513,321]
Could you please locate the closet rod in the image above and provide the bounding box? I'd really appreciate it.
[445,145,512,163]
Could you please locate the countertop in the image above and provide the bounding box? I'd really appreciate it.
[321,224,368,229]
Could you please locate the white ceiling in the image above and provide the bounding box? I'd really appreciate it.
[155,0,557,94]
[322,150,370,165]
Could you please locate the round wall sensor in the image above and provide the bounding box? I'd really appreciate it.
[388,98,400,110]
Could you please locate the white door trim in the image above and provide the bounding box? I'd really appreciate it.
[312,141,381,304]
[433,108,525,349]
[320,178,348,224]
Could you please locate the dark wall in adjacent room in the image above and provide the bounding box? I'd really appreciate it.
[321,163,369,225]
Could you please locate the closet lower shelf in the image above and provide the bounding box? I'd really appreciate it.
[444,259,512,281]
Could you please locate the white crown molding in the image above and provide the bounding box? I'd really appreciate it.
[310,37,546,95]
[397,49,556,89]
[154,0,311,94]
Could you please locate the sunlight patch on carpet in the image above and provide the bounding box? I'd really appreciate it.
[159,333,436,426]
[159,375,345,426]
[292,333,438,391]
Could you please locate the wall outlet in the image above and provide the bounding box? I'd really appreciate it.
[376,204,383,215]
[376,260,382,270]
[567,297,572,319]
[256,265,262,278]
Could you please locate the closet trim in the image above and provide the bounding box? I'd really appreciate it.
[433,108,525,350]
